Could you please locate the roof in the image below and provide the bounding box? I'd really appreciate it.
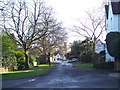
[96,39,105,45]
[105,1,120,19]
[111,1,120,14]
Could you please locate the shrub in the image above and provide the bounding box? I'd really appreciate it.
[2,55,18,71]
[94,52,106,63]
[29,55,37,63]
[93,62,114,69]
[81,52,92,63]
[10,50,25,70]
[37,55,47,64]
[29,55,37,67]
[106,32,120,59]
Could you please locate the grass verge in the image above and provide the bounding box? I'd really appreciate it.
[1,62,58,80]
[75,62,93,69]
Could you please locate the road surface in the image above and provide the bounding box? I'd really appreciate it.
[2,61,120,89]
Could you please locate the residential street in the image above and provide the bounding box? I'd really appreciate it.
[2,61,120,89]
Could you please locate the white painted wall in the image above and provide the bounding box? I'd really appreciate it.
[107,1,120,33]
[108,15,119,32]
[118,15,120,32]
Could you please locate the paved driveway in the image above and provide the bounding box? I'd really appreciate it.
[2,61,120,89]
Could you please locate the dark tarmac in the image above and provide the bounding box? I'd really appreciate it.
[2,61,120,89]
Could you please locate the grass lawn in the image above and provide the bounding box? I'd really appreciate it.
[75,62,93,69]
[1,62,58,80]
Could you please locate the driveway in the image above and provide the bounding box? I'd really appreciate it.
[2,61,120,89]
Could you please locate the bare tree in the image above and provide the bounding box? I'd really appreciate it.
[36,10,67,63]
[72,8,105,63]
[0,0,53,68]
[72,8,105,62]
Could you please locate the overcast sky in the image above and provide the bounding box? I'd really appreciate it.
[44,0,103,44]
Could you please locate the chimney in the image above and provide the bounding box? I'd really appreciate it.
[102,0,109,5]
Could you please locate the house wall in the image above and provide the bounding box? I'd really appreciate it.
[107,1,120,33]
[118,15,120,32]
[110,15,119,32]
[106,3,118,33]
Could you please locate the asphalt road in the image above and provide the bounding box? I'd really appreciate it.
[2,61,120,89]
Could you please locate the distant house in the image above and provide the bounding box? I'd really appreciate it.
[95,39,105,54]
[105,0,120,61]
[95,39,106,63]
[54,53,61,61]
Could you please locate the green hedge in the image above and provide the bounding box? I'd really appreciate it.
[93,62,114,69]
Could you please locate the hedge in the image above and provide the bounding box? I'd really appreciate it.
[93,62,114,69]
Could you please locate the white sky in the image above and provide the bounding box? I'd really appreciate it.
[44,0,104,45]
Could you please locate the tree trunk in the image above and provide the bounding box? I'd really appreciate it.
[48,52,51,66]
[24,50,30,69]
[92,42,96,64]
[115,58,120,71]
[43,49,47,64]
[42,36,47,63]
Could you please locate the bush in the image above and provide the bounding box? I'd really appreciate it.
[2,55,18,71]
[29,56,37,62]
[81,52,92,63]
[29,55,37,67]
[94,52,106,63]
[93,62,114,69]
[37,55,47,64]
[11,50,25,70]
[17,61,26,70]
[106,32,120,59]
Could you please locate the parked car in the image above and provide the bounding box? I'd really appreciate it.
[72,58,78,61]
[67,58,78,63]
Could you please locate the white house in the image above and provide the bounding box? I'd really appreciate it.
[105,0,120,61]
[54,53,61,61]
[95,39,105,54]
